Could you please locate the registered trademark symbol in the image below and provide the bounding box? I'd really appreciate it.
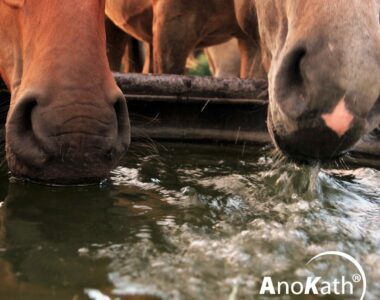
[352,274,362,283]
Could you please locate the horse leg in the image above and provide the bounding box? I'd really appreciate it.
[237,38,256,79]
[122,36,144,73]
[105,17,128,72]
[238,37,265,79]
[249,46,266,79]
[153,25,196,74]
[152,1,198,74]
[204,48,217,76]
[142,43,153,74]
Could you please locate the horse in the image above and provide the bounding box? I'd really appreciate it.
[106,31,247,78]
[105,16,145,73]
[105,0,261,78]
[105,0,153,73]
[204,39,241,78]
[205,38,265,78]
[235,0,380,161]
[0,0,131,184]
[104,18,250,78]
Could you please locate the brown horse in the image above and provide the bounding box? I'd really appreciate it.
[204,39,241,78]
[106,0,260,78]
[105,0,153,73]
[0,0,131,184]
[235,0,380,161]
[205,38,265,78]
[106,32,247,78]
[105,16,145,73]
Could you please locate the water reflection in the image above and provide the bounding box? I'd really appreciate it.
[0,180,178,299]
[0,143,379,300]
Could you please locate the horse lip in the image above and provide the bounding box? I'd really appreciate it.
[16,177,102,187]
[6,132,49,168]
[6,99,128,177]
[273,131,345,162]
[13,167,110,186]
[269,114,364,162]
[7,147,119,185]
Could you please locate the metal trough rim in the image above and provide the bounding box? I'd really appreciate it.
[124,94,268,105]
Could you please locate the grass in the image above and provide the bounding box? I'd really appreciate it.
[188,53,212,77]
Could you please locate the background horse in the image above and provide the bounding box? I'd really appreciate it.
[106,0,261,78]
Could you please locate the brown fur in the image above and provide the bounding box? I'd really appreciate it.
[106,0,153,73]
[235,0,380,160]
[105,17,144,73]
[106,0,261,78]
[0,0,130,184]
[205,39,241,78]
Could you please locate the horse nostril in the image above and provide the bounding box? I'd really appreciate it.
[274,47,308,119]
[7,95,47,166]
[12,96,37,136]
[113,95,131,149]
[284,48,306,87]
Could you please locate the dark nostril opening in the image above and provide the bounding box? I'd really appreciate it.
[7,95,47,167]
[280,48,306,88]
[113,96,131,148]
[13,97,37,136]
[274,47,308,119]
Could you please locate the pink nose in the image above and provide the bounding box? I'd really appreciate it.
[322,98,354,137]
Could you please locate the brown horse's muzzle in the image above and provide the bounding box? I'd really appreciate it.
[6,91,131,185]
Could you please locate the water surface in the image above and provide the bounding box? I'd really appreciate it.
[0,143,379,300]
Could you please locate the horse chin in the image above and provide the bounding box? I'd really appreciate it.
[7,153,115,186]
[267,112,364,163]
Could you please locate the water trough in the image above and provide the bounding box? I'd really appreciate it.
[1,74,380,168]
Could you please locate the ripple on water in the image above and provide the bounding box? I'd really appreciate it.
[86,147,380,300]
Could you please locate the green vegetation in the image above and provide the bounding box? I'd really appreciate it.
[188,53,212,76]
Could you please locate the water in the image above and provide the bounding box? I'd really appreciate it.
[0,142,379,300]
